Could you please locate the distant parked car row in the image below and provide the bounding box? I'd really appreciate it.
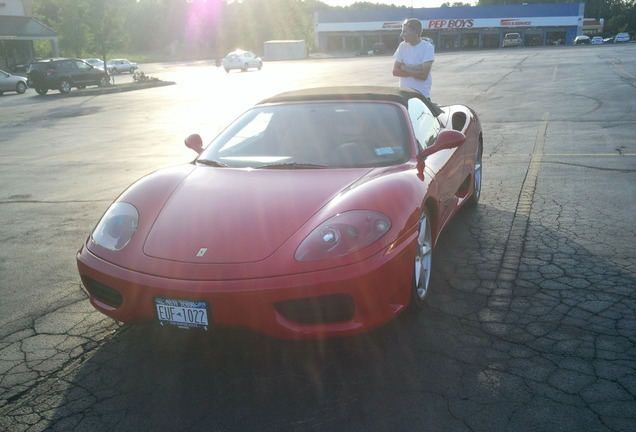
[575,32,631,45]
[499,31,630,47]
[1,57,141,96]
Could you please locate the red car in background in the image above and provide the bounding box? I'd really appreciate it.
[77,86,483,340]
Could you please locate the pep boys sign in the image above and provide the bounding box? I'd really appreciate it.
[427,19,474,29]
[378,17,540,32]
[422,18,535,29]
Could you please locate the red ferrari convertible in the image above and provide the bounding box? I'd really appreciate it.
[77,86,483,340]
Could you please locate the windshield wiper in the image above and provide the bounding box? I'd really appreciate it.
[255,162,328,169]
[197,159,228,168]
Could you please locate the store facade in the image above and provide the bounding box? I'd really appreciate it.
[314,3,585,53]
[0,0,59,71]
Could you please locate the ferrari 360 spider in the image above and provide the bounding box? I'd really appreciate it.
[77,86,483,340]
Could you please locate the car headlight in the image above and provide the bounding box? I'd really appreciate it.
[91,202,139,251]
[295,210,391,262]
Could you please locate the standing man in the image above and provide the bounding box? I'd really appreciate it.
[393,18,435,100]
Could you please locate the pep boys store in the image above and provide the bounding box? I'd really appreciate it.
[314,2,585,52]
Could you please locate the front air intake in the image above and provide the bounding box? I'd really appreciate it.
[274,294,355,324]
[81,276,123,308]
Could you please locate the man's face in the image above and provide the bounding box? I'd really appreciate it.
[401,24,420,45]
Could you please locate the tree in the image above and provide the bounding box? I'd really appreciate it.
[85,0,128,66]
[33,0,128,60]
[33,0,87,57]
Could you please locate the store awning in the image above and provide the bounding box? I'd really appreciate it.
[0,16,57,41]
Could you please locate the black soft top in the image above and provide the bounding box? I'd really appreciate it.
[258,86,443,117]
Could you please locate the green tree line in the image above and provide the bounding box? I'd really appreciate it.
[32,0,635,61]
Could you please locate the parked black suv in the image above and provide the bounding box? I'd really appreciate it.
[27,58,109,95]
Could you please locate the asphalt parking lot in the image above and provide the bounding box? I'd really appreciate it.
[0,45,635,431]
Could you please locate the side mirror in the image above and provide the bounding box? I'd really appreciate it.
[184,134,204,154]
[418,129,466,162]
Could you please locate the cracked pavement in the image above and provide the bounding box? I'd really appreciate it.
[1,47,635,431]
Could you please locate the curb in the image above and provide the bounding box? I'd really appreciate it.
[68,80,176,97]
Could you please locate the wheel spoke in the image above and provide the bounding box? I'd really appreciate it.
[414,214,433,301]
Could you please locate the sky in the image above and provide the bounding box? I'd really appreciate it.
[320,0,455,8]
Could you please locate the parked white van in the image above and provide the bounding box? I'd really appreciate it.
[614,32,630,43]
[502,33,522,47]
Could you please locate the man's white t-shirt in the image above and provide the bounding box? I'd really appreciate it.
[394,40,435,98]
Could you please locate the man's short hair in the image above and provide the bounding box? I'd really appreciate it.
[404,18,422,36]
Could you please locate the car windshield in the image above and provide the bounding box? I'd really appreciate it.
[198,102,410,169]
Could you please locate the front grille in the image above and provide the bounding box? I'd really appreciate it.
[81,276,123,308]
[274,294,355,324]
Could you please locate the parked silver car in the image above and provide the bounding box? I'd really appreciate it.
[574,35,591,45]
[614,32,630,43]
[0,69,28,95]
[107,59,138,74]
[84,58,105,69]
[222,50,262,73]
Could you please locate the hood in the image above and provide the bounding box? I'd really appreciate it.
[142,167,368,264]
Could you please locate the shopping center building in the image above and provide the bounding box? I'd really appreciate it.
[0,0,59,71]
[314,2,586,53]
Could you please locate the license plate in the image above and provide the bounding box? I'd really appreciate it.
[154,298,209,330]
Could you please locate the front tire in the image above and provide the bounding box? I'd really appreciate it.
[409,210,433,310]
[466,144,483,207]
[242,63,248,72]
[98,76,109,87]
[35,87,48,95]
[16,82,27,94]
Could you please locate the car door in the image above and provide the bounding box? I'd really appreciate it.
[0,71,10,91]
[246,52,256,68]
[57,60,78,85]
[408,98,465,226]
[72,60,93,85]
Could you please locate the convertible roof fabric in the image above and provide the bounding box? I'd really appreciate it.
[258,86,443,117]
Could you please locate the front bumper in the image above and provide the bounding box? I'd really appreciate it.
[77,242,415,340]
